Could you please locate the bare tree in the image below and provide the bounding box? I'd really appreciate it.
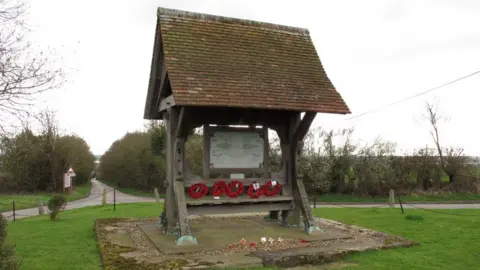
[424,102,466,183]
[425,102,445,166]
[0,0,64,127]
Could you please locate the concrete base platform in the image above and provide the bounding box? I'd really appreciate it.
[138,216,352,255]
[95,216,417,269]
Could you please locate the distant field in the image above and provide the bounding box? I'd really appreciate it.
[0,182,91,212]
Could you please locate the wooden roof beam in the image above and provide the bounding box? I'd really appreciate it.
[143,19,165,119]
[154,64,168,112]
[174,107,185,138]
[293,112,316,142]
[159,94,175,113]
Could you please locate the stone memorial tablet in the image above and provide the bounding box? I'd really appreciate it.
[209,131,264,169]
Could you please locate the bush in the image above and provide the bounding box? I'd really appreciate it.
[98,119,475,198]
[48,195,67,221]
[0,214,19,270]
[99,122,167,191]
[98,122,205,192]
[55,135,96,186]
[0,129,95,192]
[99,131,163,190]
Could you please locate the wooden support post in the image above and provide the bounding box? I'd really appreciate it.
[172,107,196,244]
[279,143,292,196]
[163,109,178,235]
[202,124,211,181]
[174,181,192,235]
[286,139,302,227]
[173,137,192,237]
[294,174,318,233]
[268,126,290,222]
[284,113,320,233]
[262,126,270,179]
[282,114,301,226]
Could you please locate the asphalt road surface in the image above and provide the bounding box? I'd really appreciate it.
[1,180,156,220]
[2,180,479,220]
[312,203,480,209]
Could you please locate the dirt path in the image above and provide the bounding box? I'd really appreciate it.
[1,180,156,220]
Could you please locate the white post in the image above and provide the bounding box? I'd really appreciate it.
[102,189,107,205]
[37,198,45,215]
[389,189,395,208]
[153,188,161,203]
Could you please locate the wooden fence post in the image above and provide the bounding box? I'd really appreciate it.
[12,201,15,222]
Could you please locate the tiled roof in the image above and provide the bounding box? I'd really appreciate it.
[145,7,350,117]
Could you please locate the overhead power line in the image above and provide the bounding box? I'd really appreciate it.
[346,69,480,121]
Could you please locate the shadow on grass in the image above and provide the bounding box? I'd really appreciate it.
[405,215,424,221]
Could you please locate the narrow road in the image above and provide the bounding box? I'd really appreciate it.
[312,203,480,209]
[1,180,156,220]
[2,180,480,221]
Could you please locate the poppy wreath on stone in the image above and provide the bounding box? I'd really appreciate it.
[248,181,264,199]
[187,183,209,199]
[212,180,227,197]
[226,180,244,198]
[263,180,281,196]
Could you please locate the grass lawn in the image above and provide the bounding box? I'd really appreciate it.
[6,203,480,270]
[316,193,480,203]
[314,207,480,270]
[0,182,92,212]
[7,203,162,270]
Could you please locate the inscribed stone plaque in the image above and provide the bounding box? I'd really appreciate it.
[209,131,264,169]
[230,174,245,179]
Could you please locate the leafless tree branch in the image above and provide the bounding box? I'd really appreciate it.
[0,0,64,127]
[424,101,466,183]
[424,101,445,169]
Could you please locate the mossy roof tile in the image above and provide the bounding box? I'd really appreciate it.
[148,7,350,114]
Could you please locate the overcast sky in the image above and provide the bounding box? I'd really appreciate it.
[24,0,480,156]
